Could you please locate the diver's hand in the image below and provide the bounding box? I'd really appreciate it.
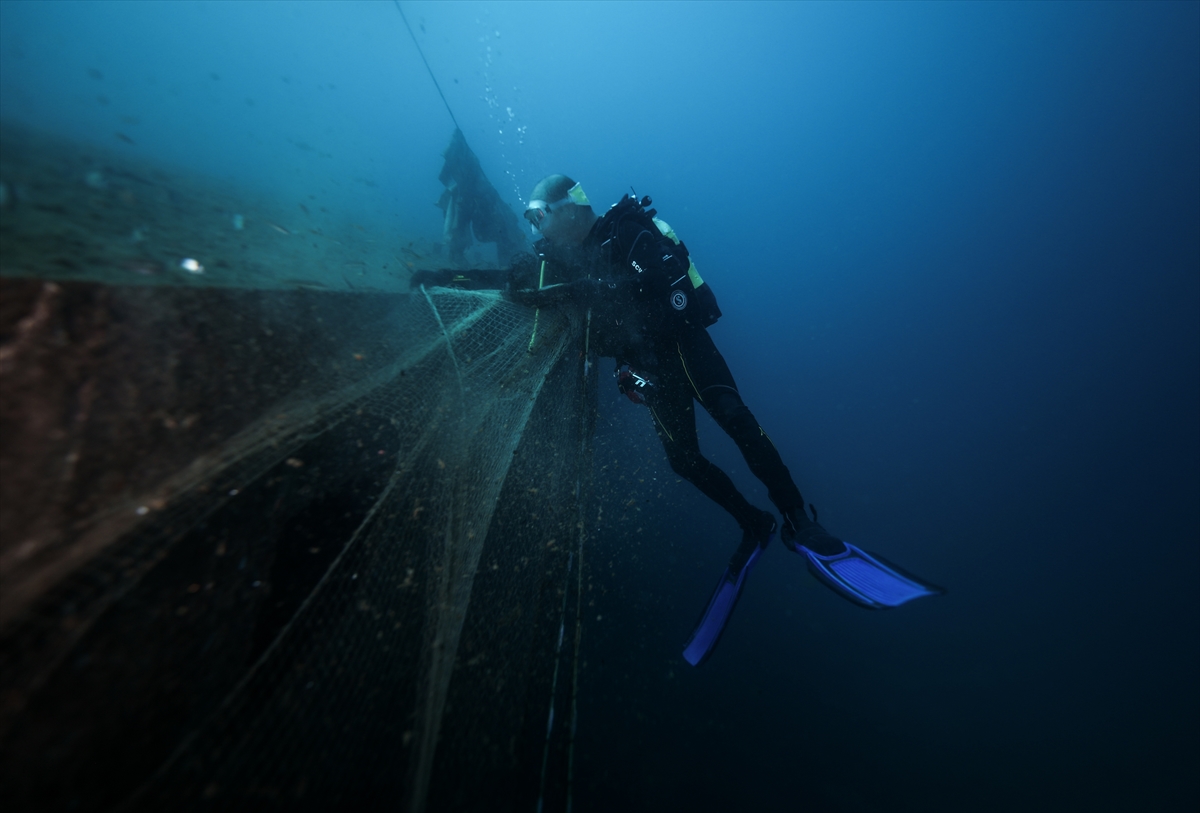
[409,269,454,289]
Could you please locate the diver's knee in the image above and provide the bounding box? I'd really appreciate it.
[665,449,706,481]
[712,396,759,435]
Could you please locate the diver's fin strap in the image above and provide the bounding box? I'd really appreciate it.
[801,543,945,609]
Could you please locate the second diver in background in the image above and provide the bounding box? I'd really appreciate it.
[411,175,943,665]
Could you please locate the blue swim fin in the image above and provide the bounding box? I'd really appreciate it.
[801,543,944,609]
[682,535,769,666]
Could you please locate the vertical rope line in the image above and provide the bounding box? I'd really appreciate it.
[394,1,461,132]
[527,260,547,353]
[535,311,592,813]
[535,552,573,813]
[564,511,584,813]
[565,310,593,813]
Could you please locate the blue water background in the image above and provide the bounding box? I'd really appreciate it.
[1,2,1197,810]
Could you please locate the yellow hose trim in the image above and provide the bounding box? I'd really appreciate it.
[677,340,702,402]
[649,403,674,442]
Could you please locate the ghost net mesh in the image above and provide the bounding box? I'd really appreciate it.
[0,285,595,813]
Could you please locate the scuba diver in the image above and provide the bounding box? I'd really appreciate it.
[411,175,942,665]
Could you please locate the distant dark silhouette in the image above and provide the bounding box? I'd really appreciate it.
[436,129,526,264]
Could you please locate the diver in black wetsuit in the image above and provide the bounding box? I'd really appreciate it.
[413,174,841,557]
[412,174,944,664]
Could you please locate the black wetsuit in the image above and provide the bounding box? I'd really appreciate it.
[411,198,810,537]
[537,198,807,535]
[641,324,803,533]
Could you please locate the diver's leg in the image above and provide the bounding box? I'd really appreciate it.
[673,328,802,511]
[646,360,774,543]
[674,329,843,554]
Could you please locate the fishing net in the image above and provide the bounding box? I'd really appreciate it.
[0,277,596,811]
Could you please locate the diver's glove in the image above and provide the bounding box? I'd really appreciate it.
[409,269,456,289]
[616,363,656,405]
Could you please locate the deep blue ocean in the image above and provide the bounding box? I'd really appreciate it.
[2,2,1196,811]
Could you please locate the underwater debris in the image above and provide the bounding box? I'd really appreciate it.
[400,241,426,260]
[278,279,329,290]
[121,260,161,275]
[180,258,204,274]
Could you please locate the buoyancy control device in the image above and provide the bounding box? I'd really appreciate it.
[596,194,723,330]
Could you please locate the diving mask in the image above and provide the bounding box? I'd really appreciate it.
[523,182,590,232]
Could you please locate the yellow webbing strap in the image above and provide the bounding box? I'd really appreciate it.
[527,259,547,353]
[654,216,706,289]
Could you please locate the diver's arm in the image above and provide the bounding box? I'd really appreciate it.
[508,217,684,308]
[409,268,509,290]
[507,263,667,309]
[507,277,606,307]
